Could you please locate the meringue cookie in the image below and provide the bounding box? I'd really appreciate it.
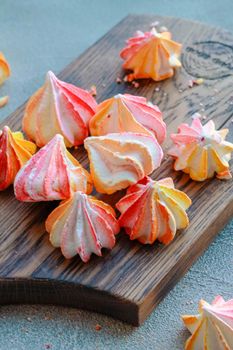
[120,27,182,81]
[23,71,97,147]
[182,296,233,350]
[116,176,191,244]
[45,191,120,262]
[14,134,92,201]
[84,132,163,194]
[0,52,10,85]
[0,126,36,191]
[169,117,233,181]
[89,93,166,144]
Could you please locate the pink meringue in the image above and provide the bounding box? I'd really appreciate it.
[45,191,120,262]
[14,134,92,202]
[116,176,191,244]
[84,132,163,194]
[120,28,182,81]
[169,117,233,181]
[182,296,233,350]
[23,71,97,147]
[89,94,166,144]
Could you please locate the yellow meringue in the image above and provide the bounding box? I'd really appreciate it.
[182,296,233,350]
[23,71,97,147]
[0,126,36,191]
[84,132,163,194]
[46,191,120,262]
[89,93,166,144]
[169,117,233,181]
[116,176,191,244]
[120,28,182,81]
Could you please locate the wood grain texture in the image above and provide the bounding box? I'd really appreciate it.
[0,15,233,325]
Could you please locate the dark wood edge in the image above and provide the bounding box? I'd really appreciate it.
[137,197,233,324]
[0,277,140,326]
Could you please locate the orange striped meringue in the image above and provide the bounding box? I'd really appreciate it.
[84,132,163,194]
[120,28,182,82]
[116,176,191,244]
[0,52,10,85]
[0,126,36,191]
[182,296,233,350]
[169,117,233,181]
[46,191,120,262]
[23,71,97,148]
[89,94,166,144]
[14,134,92,202]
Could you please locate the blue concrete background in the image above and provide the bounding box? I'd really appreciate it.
[0,1,233,349]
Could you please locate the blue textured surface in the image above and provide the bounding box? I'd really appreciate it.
[0,1,233,349]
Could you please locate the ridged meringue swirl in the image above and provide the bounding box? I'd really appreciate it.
[169,117,233,181]
[0,126,36,191]
[89,94,166,144]
[120,28,182,81]
[116,176,191,244]
[84,132,163,194]
[46,191,120,262]
[182,296,233,350]
[0,52,10,85]
[14,134,92,202]
[23,71,97,147]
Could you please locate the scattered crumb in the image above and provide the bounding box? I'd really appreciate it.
[199,102,204,107]
[44,344,52,349]
[95,324,102,331]
[0,95,9,108]
[159,26,168,32]
[214,88,219,93]
[163,92,167,97]
[231,119,233,123]
[123,75,129,82]
[116,77,122,84]
[178,88,183,93]
[202,115,207,120]
[102,83,106,87]
[89,85,97,96]
[27,317,32,322]
[188,78,204,88]
[229,101,233,105]
[150,20,160,28]
[155,87,160,92]
[132,81,140,88]
[191,112,202,120]
[201,108,205,112]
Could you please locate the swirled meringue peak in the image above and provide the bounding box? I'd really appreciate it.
[45,191,120,262]
[0,126,36,191]
[89,94,166,144]
[84,132,163,194]
[14,134,92,202]
[0,52,10,85]
[116,176,191,244]
[169,117,233,181]
[182,296,233,350]
[23,71,97,147]
[120,28,182,81]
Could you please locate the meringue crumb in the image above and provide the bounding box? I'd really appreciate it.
[159,26,168,32]
[150,21,159,28]
[191,112,202,120]
[116,77,122,84]
[0,95,9,108]
[132,81,140,88]
[155,87,160,92]
[202,115,207,120]
[89,85,97,96]
[188,78,204,88]
[123,75,129,82]
[27,317,32,322]
[178,88,183,93]
[95,324,102,331]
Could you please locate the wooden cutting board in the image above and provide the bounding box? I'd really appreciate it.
[0,15,233,326]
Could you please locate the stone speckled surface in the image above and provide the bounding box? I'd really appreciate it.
[0,1,233,349]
